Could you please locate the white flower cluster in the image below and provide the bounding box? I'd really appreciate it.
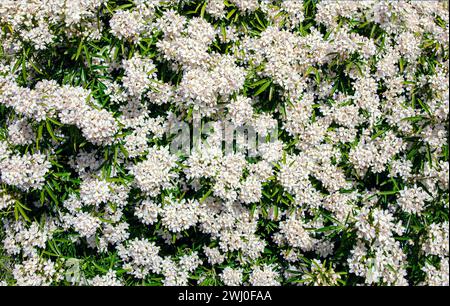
[0,142,51,191]
[0,0,105,50]
[88,270,123,286]
[12,253,63,286]
[117,238,163,279]
[0,79,118,145]
[128,146,178,197]
[0,0,448,287]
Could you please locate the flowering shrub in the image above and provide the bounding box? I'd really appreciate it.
[0,0,448,286]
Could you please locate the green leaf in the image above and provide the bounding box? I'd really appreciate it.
[200,1,207,18]
[75,38,84,61]
[254,80,272,96]
[46,120,62,142]
[417,98,432,116]
[15,201,31,222]
[226,8,236,20]
[200,189,212,203]
[45,184,59,205]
